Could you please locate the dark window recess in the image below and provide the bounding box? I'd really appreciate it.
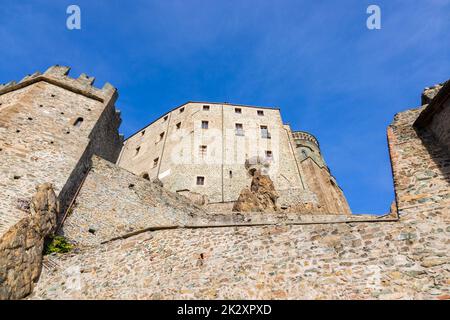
[176,122,181,129]
[179,107,185,113]
[196,176,205,185]
[164,115,168,121]
[235,108,242,114]
[257,110,264,116]
[74,117,84,127]
[203,105,210,111]
[199,145,207,157]
[141,173,150,180]
[261,125,271,139]
[153,157,159,168]
[229,171,233,178]
[265,150,273,159]
[201,121,209,129]
[158,132,165,142]
[135,147,141,156]
[141,130,145,136]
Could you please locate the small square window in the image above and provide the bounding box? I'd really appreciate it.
[201,120,209,129]
[196,176,205,185]
[265,150,273,159]
[257,110,264,116]
[141,130,145,136]
[179,107,185,113]
[176,122,181,129]
[153,157,159,168]
[235,108,242,114]
[164,115,168,121]
[203,105,210,111]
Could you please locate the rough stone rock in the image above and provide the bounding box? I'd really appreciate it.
[232,169,279,212]
[421,83,443,105]
[177,190,208,206]
[152,178,163,187]
[0,183,58,300]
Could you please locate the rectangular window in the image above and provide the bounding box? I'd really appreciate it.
[235,108,242,114]
[196,176,205,185]
[201,120,209,129]
[235,123,244,136]
[176,122,181,129]
[261,125,271,139]
[257,110,264,116]
[199,145,207,157]
[153,157,159,168]
[203,105,210,111]
[179,107,185,113]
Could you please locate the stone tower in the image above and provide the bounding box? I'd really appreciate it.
[0,66,123,299]
[292,131,351,214]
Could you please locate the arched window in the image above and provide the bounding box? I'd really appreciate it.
[73,117,84,127]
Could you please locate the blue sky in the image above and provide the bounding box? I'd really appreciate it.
[1,0,449,214]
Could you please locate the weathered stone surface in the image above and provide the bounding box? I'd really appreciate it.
[421,83,443,105]
[0,183,58,300]
[232,169,279,212]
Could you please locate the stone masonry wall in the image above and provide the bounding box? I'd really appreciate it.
[61,156,207,247]
[429,98,450,151]
[30,102,449,299]
[0,66,123,299]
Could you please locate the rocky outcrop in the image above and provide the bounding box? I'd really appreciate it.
[0,183,58,300]
[232,169,279,212]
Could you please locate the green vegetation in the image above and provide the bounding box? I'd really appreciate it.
[44,236,74,255]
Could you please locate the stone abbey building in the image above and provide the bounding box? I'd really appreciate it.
[0,66,448,300]
[118,102,351,213]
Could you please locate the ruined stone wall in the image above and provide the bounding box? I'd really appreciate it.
[388,107,450,215]
[0,66,123,299]
[429,98,450,151]
[118,102,305,204]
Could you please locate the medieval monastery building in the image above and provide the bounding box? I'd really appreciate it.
[117,102,351,213]
[0,66,449,300]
